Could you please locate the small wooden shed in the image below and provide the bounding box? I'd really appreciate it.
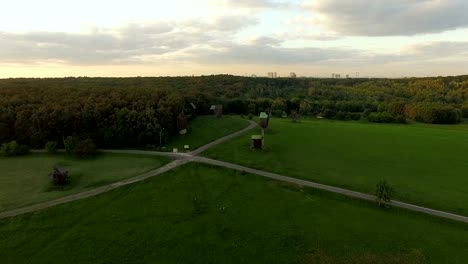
[251,135,263,149]
[50,167,69,186]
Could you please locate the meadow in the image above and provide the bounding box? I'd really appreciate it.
[1,163,467,263]
[162,115,249,151]
[0,153,170,211]
[203,118,468,215]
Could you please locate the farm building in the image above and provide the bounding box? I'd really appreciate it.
[251,135,263,149]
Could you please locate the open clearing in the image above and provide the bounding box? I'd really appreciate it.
[1,163,467,263]
[0,153,170,211]
[203,118,468,216]
[163,115,249,151]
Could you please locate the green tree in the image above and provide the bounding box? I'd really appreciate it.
[375,179,394,207]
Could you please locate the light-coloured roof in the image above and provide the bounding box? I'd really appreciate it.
[259,112,268,119]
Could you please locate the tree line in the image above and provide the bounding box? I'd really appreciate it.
[0,75,467,149]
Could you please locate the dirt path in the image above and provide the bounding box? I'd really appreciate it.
[2,119,468,224]
[0,120,256,219]
[190,156,468,224]
[0,159,188,219]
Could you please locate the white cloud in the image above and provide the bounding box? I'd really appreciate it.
[0,15,257,65]
[306,0,468,36]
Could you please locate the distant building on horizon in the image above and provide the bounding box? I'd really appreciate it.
[267,72,278,78]
[290,72,297,78]
[332,73,341,78]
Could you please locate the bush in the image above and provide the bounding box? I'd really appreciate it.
[0,141,29,156]
[335,111,349,120]
[17,145,30,155]
[73,139,97,158]
[461,105,468,118]
[272,110,283,117]
[1,141,19,156]
[322,109,336,119]
[405,104,461,124]
[375,179,394,207]
[349,112,362,121]
[395,115,407,124]
[63,136,97,158]
[367,112,395,123]
[64,136,78,156]
[45,141,58,154]
[247,113,253,120]
[362,109,372,117]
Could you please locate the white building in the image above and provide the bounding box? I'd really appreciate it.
[332,73,341,78]
[267,72,278,78]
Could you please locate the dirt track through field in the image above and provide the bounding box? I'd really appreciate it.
[2,119,468,224]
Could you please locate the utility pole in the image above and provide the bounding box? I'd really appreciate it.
[159,127,164,146]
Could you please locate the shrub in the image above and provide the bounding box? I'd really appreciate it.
[272,110,283,117]
[461,105,468,118]
[322,109,336,119]
[0,141,29,156]
[248,113,253,120]
[1,141,19,156]
[395,115,407,124]
[64,136,78,156]
[375,179,394,207]
[335,111,349,120]
[362,109,372,117]
[73,139,97,158]
[63,136,97,158]
[45,141,58,154]
[17,145,30,155]
[405,104,461,124]
[349,112,362,121]
[367,112,395,123]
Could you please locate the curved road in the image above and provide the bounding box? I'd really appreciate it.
[2,119,468,224]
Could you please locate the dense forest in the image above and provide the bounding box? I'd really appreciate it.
[1,75,467,149]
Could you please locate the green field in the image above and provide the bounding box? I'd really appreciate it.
[0,153,170,211]
[163,115,249,151]
[203,118,468,215]
[0,163,467,263]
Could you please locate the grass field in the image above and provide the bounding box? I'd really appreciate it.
[0,163,467,263]
[0,153,170,211]
[203,118,468,216]
[163,115,249,151]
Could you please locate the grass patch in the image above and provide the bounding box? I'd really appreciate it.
[0,163,467,263]
[203,118,468,215]
[0,153,170,211]
[163,115,249,151]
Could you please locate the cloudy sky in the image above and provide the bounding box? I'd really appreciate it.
[1,0,467,78]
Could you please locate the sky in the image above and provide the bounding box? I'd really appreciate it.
[0,0,467,78]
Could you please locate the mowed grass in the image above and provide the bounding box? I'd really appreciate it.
[164,115,249,151]
[0,163,467,263]
[203,118,468,215]
[0,153,170,211]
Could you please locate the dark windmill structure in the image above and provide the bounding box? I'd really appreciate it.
[250,112,271,150]
[177,111,188,135]
[259,112,269,131]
